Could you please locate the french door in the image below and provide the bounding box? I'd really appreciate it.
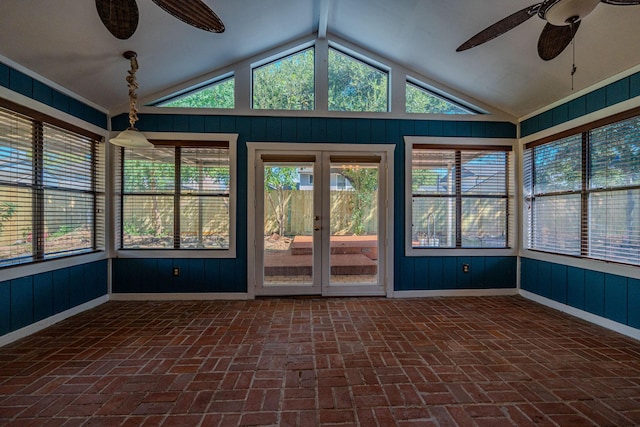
[248,144,393,297]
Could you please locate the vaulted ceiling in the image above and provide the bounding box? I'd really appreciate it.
[1,0,639,119]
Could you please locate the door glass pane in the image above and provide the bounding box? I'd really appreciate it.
[329,162,378,284]
[263,162,314,286]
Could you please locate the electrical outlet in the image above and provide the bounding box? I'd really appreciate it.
[462,264,470,273]
[172,267,180,277]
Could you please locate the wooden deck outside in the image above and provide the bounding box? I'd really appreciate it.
[264,235,378,276]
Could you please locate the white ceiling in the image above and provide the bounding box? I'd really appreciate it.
[1,0,639,119]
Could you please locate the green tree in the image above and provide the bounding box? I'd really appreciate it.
[124,151,175,236]
[253,49,314,110]
[338,166,378,235]
[406,83,471,114]
[328,49,387,112]
[0,202,16,234]
[161,78,235,108]
[412,168,438,192]
[264,167,298,236]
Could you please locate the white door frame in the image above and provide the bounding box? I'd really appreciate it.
[247,142,395,298]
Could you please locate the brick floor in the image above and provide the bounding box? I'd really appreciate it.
[1,296,639,426]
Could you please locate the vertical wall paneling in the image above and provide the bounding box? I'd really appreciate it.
[628,279,640,329]
[427,258,444,290]
[537,261,552,299]
[584,270,605,317]
[398,257,415,291]
[52,268,71,314]
[550,263,568,304]
[522,258,639,330]
[567,266,586,310]
[0,283,9,335]
[10,277,33,331]
[604,274,628,325]
[0,261,108,335]
[33,271,54,322]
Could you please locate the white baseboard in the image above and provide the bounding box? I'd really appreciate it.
[109,292,250,301]
[394,288,519,298]
[520,290,640,341]
[0,295,109,348]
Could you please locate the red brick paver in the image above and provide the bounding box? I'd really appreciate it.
[1,296,639,426]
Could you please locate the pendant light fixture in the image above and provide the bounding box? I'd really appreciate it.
[110,51,153,148]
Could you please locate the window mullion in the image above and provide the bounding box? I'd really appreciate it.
[455,150,462,248]
[504,151,510,248]
[91,141,98,251]
[581,132,589,257]
[174,147,181,249]
[529,148,536,249]
[32,121,45,261]
[119,147,125,250]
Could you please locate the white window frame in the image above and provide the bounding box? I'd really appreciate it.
[144,35,507,121]
[113,132,238,259]
[404,136,517,257]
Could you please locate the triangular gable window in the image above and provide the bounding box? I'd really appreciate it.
[328,47,388,112]
[406,81,476,115]
[252,47,315,110]
[156,77,235,109]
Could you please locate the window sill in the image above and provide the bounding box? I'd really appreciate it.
[114,249,236,259]
[405,248,517,257]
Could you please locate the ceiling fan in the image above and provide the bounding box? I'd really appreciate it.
[95,0,225,40]
[456,0,640,61]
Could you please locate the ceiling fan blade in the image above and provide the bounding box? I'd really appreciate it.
[456,3,542,52]
[95,0,139,40]
[151,0,225,33]
[600,0,640,5]
[537,21,580,61]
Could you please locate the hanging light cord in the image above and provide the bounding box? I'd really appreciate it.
[124,51,139,129]
[570,21,577,91]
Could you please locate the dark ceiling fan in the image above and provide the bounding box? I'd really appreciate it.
[456,0,640,61]
[95,0,225,40]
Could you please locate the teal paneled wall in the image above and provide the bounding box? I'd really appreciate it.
[112,258,243,293]
[0,260,108,336]
[0,61,107,129]
[398,256,516,291]
[521,258,640,329]
[111,112,518,293]
[521,70,640,137]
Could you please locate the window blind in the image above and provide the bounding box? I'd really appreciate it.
[524,113,640,266]
[523,134,582,256]
[588,116,640,265]
[0,106,103,267]
[121,146,175,249]
[411,147,512,249]
[119,143,231,250]
[180,147,230,249]
[0,109,35,264]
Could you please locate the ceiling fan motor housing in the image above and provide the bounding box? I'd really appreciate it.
[540,0,601,25]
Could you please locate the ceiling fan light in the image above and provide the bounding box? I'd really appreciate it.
[544,0,600,26]
[110,128,153,148]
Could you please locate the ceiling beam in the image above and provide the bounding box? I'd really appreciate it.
[318,0,330,39]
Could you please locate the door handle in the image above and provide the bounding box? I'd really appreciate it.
[314,226,320,231]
